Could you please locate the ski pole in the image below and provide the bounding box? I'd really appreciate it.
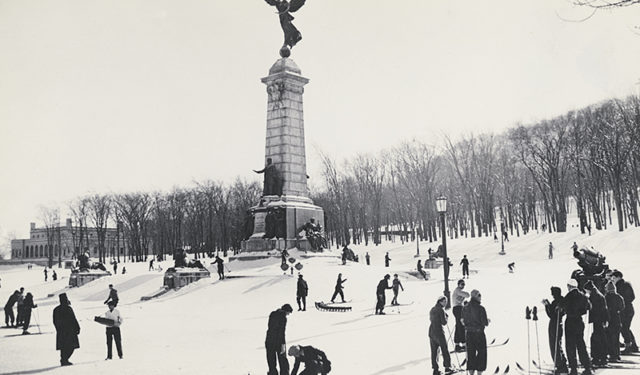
[445,319,463,370]
[34,307,42,335]
[526,306,531,375]
[553,308,560,372]
[533,306,541,375]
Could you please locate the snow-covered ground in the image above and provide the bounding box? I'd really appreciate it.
[1,221,640,374]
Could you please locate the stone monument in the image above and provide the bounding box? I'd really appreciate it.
[241,1,324,253]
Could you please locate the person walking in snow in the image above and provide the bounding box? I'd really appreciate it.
[452,279,470,352]
[562,279,593,375]
[288,345,331,375]
[429,295,453,375]
[384,252,391,267]
[462,289,490,375]
[21,292,37,335]
[296,274,308,311]
[330,273,346,303]
[604,281,625,362]
[265,304,293,375]
[104,285,119,307]
[375,274,392,315]
[53,293,80,366]
[149,259,154,271]
[212,255,225,280]
[52,271,57,281]
[365,252,370,266]
[103,301,123,359]
[584,280,608,367]
[611,270,638,353]
[44,268,48,282]
[548,242,554,259]
[113,262,118,275]
[460,255,470,279]
[542,286,569,374]
[391,274,404,305]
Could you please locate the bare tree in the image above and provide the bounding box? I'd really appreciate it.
[88,194,111,263]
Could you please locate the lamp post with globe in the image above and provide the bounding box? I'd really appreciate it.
[436,196,451,309]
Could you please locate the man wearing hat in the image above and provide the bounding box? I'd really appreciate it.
[611,270,638,353]
[103,300,123,360]
[584,280,608,367]
[462,289,490,375]
[604,281,625,362]
[266,304,293,375]
[53,293,80,366]
[375,274,392,315]
[296,274,308,311]
[429,296,453,375]
[562,279,592,375]
[288,345,331,375]
[542,286,568,374]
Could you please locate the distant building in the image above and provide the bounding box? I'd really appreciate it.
[10,219,127,261]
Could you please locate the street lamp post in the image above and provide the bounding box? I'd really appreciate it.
[436,196,451,309]
[499,210,506,255]
[416,226,420,257]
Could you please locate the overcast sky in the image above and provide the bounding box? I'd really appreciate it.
[1,1,639,246]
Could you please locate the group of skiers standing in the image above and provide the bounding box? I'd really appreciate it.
[3,287,38,334]
[543,269,637,375]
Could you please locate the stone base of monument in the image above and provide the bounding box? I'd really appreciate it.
[163,268,211,289]
[424,259,443,269]
[68,270,112,287]
[241,195,324,253]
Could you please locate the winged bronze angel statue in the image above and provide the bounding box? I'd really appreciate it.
[265,0,307,57]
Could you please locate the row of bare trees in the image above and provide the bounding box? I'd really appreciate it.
[316,95,640,248]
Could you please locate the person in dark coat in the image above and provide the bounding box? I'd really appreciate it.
[375,274,392,315]
[266,304,293,375]
[21,292,37,335]
[391,274,404,305]
[104,284,119,307]
[604,281,625,362]
[611,270,638,353]
[461,289,490,375]
[53,293,80,366]
[384,252,391,267]
[460,255,470,279]
[562,279,593,375]
[584,280,609,366]
[212,256,225,280]
[365,252,370,266]
[429,296,453,375]
[288,345,331,375]
[52,271,57,281]
[417,260,427,280]
[16,287,25,327]
[4,290,20,327]
[296,274,308,311]
[330,274,346,303]
[44,268,48,281]
[542,286,568,373]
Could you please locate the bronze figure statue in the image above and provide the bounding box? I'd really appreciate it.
[264,0,307,57]
[254,158,283,196]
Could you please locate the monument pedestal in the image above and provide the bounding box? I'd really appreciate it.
[163,267,211,289]
[69,270,111,287]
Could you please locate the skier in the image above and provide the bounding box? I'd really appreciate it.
[44,268,48,281]
[20,292,37,334]
[502,230,509,242]
[417,260,427,280]
[462,289,490,375]
[542,286,569,374]
[122,267,126,274]
[330,273,346,303]
[452,279,470,352]
[104,284,119,307]
[429,295,453,375]
[375,274,392,315]
[4,290,20,327]
[548,242,554,259]
[103,300,123,359]
[508,262,515,273]
[365,252,370,266]
[296,274,308,311]
[16,287,25,327]
[53,293,80,366]
[288,345,331,375]
[391,274,404,305]
[584,280,608,366]
[149,259,154,271]
[611,270,638,353]
[562,279,593,375]
[212,255,225,280]
[341,244,351,265]
[265,304,293,375]
[571,242,578,253]
[460,255,470,279]
[52,270,57,281]
[113,262,118,275]
[385,252,391,267]
[604,281,625,362]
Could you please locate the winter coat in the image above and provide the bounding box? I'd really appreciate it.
[562,289,590,319]
[544,297,565,324]
[265,308,288,346]
[291,345,331,375]
[104,289,119,305]
[461,298,488,332]
[53,304,80,350]
[615,279,635,314]
[213,257,224,271]
[460,258,469,267]
[297,279,308,297]
[605,292,625,327]
[4,292,19,309]
[334,276,346,291]
[428,303,447,339]
[376,279,391,295]
[588,289,608,324]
